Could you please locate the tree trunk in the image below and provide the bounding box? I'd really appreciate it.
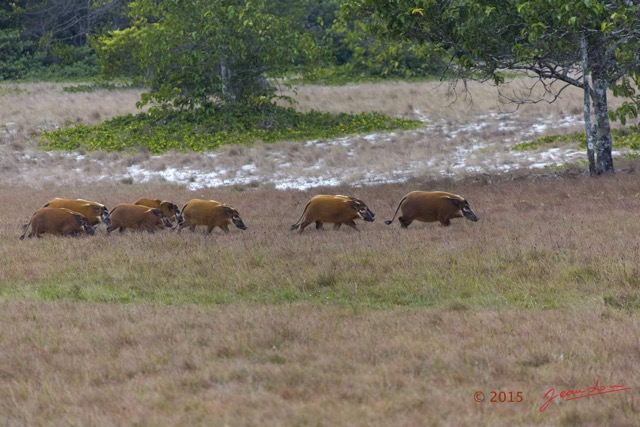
[220,57,234,101]
[581,35,596,176]
[591,75,614,174]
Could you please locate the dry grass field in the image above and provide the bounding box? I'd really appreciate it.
[1,79,639,426]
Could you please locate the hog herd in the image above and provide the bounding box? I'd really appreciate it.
[18,191,480,240]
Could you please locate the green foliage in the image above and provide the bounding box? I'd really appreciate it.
[610,75,640,125]
[341,0,574,82]
[1,0,451,84]
[39,103,421,154]
[0,29,99,81]
[0,29,37,80]
[0,2,101,81]
[22,45,99,80]
[319,9,448,81]
[95,0,320,108]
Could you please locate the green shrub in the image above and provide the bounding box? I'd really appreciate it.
[39,103,422,154]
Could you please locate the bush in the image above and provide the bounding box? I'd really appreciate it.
[39,102,421,154]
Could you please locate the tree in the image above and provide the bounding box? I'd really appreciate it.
[344,0,640,174]
[0,0,128,80]
[328,13,448,79]
[94,0,318,108]
[20,0,128,47]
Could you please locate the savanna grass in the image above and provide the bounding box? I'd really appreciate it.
[4,170,640,310]
[0,298,638,426]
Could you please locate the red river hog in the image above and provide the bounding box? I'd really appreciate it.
[20,207,96,240]
[178,199,247,233]
[106,204,173,233]
[43,198,110,227]
[385,191,479,228]
[134,198,184,225]
[290,194,375,233]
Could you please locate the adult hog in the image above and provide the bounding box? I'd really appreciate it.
[106,204,173,233]
[385,191,479,228]
[290,195,375,233]
[43,198,110,227]
[134,198,184,225]
[19,207,95,240]
[178,199,247,233]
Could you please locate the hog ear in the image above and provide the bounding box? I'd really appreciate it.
[223,207,233,216]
